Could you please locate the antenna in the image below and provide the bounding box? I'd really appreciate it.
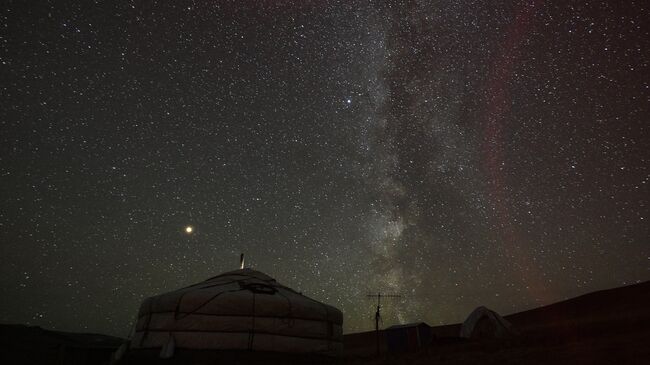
[239,253,245,269]
[366,292,401,356]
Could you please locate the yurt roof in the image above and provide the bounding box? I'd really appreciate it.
[130,268,344,356]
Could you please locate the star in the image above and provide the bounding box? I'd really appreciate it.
[1,0,646,339]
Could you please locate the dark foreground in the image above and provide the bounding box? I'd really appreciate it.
[2,281,649,364]
[344,280,650,365]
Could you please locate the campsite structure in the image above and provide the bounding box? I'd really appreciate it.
[460,306,517,339]
[385,322,433,352]
[122,268,343,360]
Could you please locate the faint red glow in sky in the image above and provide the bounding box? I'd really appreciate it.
[482,0,550,304]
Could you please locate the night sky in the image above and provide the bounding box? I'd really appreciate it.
[1,1,648,337]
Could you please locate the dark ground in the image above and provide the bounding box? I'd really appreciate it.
[2,281,649,364]
[343,280,650,365]
[0,324,122,365]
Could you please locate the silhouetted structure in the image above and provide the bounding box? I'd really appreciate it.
[121,268,343,361]
[385,322,432,352]
[460,306,517,339]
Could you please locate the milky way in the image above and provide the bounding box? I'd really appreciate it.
[1,1,648,336]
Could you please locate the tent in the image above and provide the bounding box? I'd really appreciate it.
[127,268,343,358]
[460,306,516,339]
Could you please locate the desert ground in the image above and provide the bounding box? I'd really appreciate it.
[2,281,649,364]
[343,280,650,364]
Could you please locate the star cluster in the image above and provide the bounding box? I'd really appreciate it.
[1,1,648,336]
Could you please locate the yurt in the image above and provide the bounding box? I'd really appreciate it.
[123,268,343,360]
[459,306,517,339]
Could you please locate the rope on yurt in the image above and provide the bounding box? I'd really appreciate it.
[178,278,245,291]
[248,291,257,350]
[201,270,276,284]
[275,290,295,328]
[173,288,241,320]
[172,277,280,321]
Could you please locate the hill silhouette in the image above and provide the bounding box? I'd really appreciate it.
[344,281,650,364]
[1,281,648,364]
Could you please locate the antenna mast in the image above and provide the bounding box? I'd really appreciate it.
[366,292,401,356]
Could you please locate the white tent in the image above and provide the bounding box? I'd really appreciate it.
[459,306,516,339]
[129,268,343,357]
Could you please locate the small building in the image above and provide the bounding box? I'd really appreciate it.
[122,268,343,361]
[385,322,432,352]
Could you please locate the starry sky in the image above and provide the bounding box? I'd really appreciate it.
[1,1,648,337]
